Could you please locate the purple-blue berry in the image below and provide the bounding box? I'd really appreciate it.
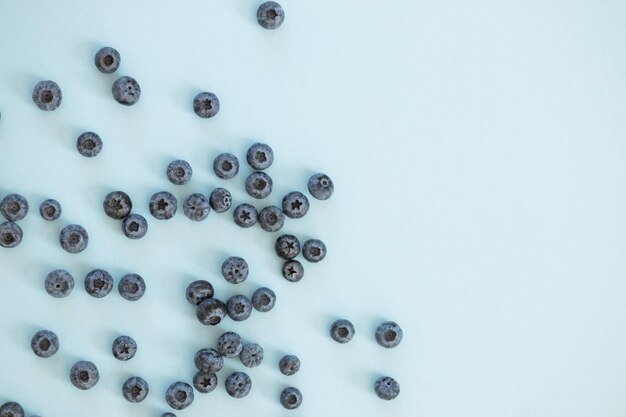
[308,173,334,200]
[239,343,264,368]
[282,260,304,282]
[246,143,274,170]
[302,239,327,262]
[213,153,239,179]
[167,160,192,185]
[221,256,249,284]
[209,187,232,213]
[196,298,227,325]
[84,269,114,298]
[233,203,258,228]
[0,402,24,417]
[165,381,194,410]
[275,234,300,260]
[279,355,300,376]
[225,372,252,398]
[330,319,355,344]
[31,330,59,358]
[149,191,177,220]
[103,191,132,219]
[227,294,253,321]
[32,80,62,111]
[45,269,74,298]
[374,376,400,400]
[194,348,224,373]
[186,280,214,306]
[216,331,243,358]
[59,224,89,253]
[1,193,28,221]
[70,361,99,390]
[375,321,403,348]
[122,376,149,402]
[193,92,219,118]
[245,172,273,199]
[183,193,210,221]
[193,371,218,394]
[251,287,276,312]
[282,191,309,219]
[257,2,285,29]
[118,273,146,301]
[94,46,120,74]
[258,205,285,232]
[112,335,137,361]
[122,214,148,239]
[112,76,141,106]
[39,199,61,221]
[0,221,22,248]
[280,387,303,409]
[76,131,103,157]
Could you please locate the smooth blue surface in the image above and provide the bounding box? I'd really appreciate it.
[1,1,626,416]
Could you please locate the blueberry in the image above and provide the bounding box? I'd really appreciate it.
[0,193,28,221]
[279,355,300,376]
[31,330,59,358]
[103,191,132,219]
[308,173,334,200]
[251,287,276,312]
[94,46,121,74]
[122,376,149,402]
[330,319,355,343]
[45,269,74,298]
[374,376,400,400]
[245,172,273,199]
[213,153,239,179]
[209,187,232,213]
[194,348,224,373]
[221,256,249,284]
[161,414,176,417]
[112,76,141,106]
[233,203,258,228]
[167,160,193,185]
[0,402,24,417]
[281,260,304,282]
[224,372,252,398]
[275,234,300,260]
[118,273,146,301]
[39,199,61,221]
[280,387,303,410]
[257,2,285,29]
[112,335,137,361]
[216,331,243,358]
[149,191,177,220]
[226,294,253,321]
[258,206,285,232]
[239,343,264,368]
[193,371,218,394]
[121,214,148,239]
[32,80,62,111]
[165,381,194,410]
[193,92,220,118]
[69,361,99,390]
[246,143,274,170]
[302,239,327,262]
[59,224,88,253]
[196,298,227,325]
[0,221,22,248]
[375,321,403,348]
[84,269,114,298]
[183,193,210,221]
[282,191,309,219]
[186,280,214,306]
[76,131,103,157]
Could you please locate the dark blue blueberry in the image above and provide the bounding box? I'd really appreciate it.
[122,214,148,239]
[302,239,326,262]
[112,76,141,106]
[167,160,192,185]
[149,191,177,220]
[282,191,309,219]
[221,256,249,284]
[45,269,74,298]
[84,269,114,298]
[193,371,218,394]
[280,387,303,410]
[94,46,120,73]
[76,131,103,157]
[375,321,403,348]
[32,80,62,111]
[69,361,99,390]
[275,234,300,260]
[31,330,59,358]
[196,298,227,325]
[39,199,61,221]
[226,294,253,321]
[1,193,28,221]
[186,280,214,306]
[122,376,149,402]
[330,319,355,343]
[183,193,210,221]
[224,372,252,398]
[209,187,232,213]
[103,191,132,219]
[257,2,285,29]
[161,414,176,417]
[233,203,258,228]
[213,153,239,179]
[0,221,22,248]
[251,287,276,312]
[258,206,284,232]
[282,260,304,282]
[245,172,273,199]
[246,143,274,170]
[193,92,220,118]
[239,343,263,368]
[308,173,334,200]
[374,376,400,400]
[59,224,89,253]
[279,355,300,376]
[118,273,146,301]
[165,381,194,410]
[194,348,224,373]
[0,402,24,417]
[216,331,243,358]
[112,335,137,361]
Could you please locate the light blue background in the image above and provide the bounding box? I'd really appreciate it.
[1,0,626,416]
